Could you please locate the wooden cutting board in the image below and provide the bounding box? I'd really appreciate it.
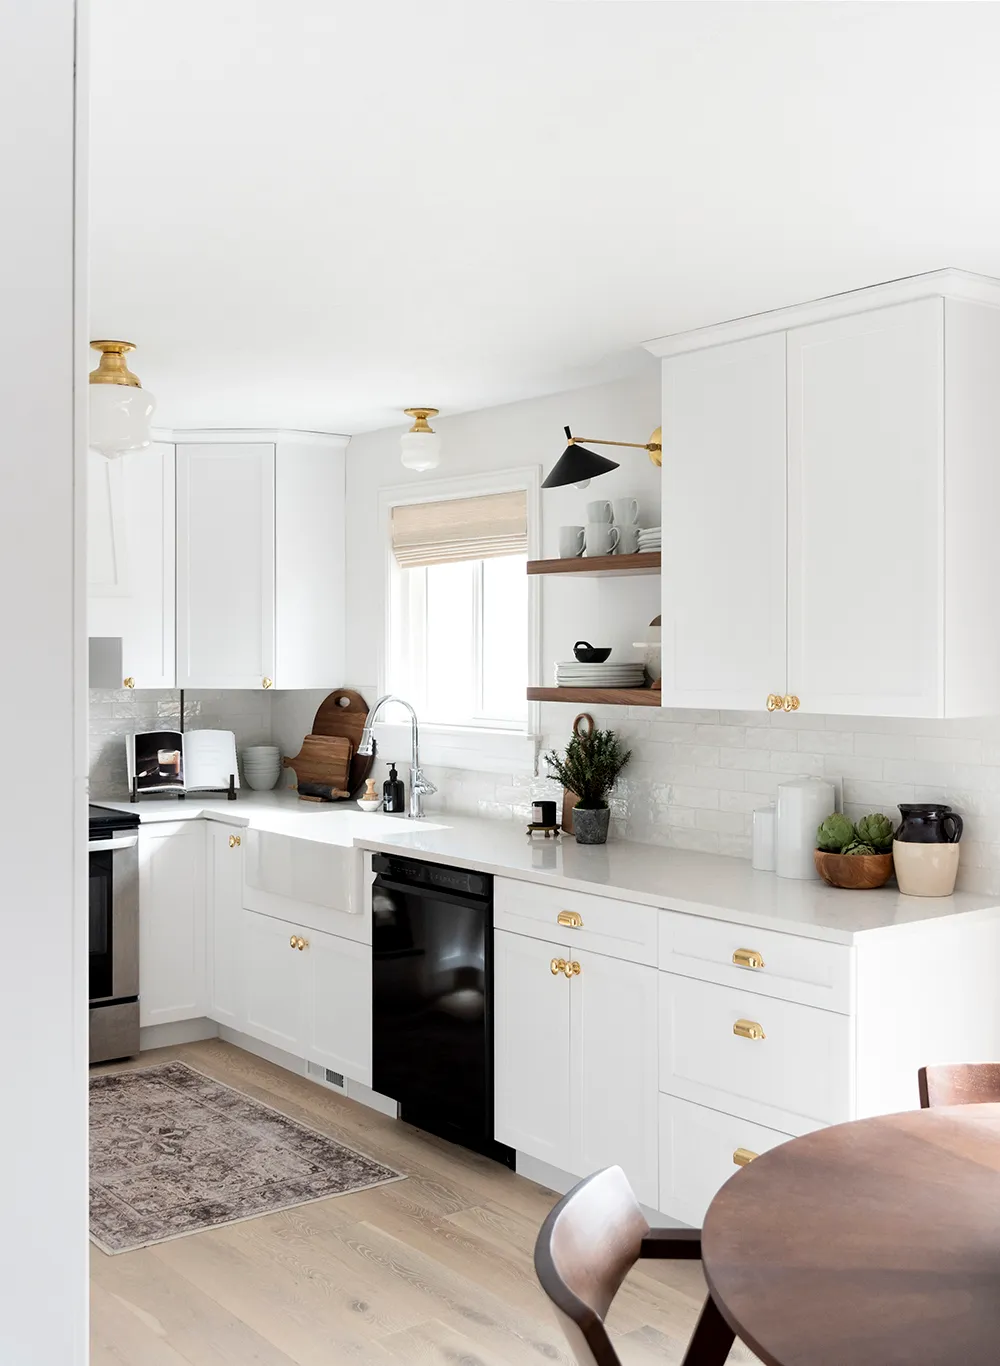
[311,688,373,799]
[561,712,593,834]
[283,735,352,800]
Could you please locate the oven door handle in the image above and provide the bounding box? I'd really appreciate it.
[88,834,139,853]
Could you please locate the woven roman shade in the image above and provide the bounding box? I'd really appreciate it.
[391,490,528,568]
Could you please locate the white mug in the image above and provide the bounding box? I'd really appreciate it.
[558,525,585,558]
[586,499,613,524]
[616,524,639,554]
[612,497,639,526]
[586,523,619,556]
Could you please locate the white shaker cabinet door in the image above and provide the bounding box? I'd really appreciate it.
[206,824,245,1028]
[787,299,944,716]
[570,950,659,1209]
[138,822,206,1026]
[305,930,372,1086]
[242,910,307,1055]
[493,930,572,1166]
[660,333,787,711]
[176,442,276,690]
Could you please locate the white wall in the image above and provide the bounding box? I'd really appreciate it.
[0,0,88,1361]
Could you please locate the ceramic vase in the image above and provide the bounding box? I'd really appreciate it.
[574,807,610,845]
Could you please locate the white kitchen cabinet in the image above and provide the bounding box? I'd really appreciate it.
[242,907,372,1082]
[786,299,943,716]
[649,269,1000,717]
[88,441,175,688]
[660,334,787,710]
[207,824,245,1028]
[175,432,347,690]
[138,821,206,1026]
[494,929,572,1165]
[571,950,659,1208]
[494,927,657,1203]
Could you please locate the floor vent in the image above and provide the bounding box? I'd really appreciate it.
[307,1062,346,1092]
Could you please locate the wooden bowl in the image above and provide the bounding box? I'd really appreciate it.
[814,849,894,890]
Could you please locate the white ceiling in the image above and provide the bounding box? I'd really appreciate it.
[90,1,1000,434]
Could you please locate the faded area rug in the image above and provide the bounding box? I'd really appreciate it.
[90,1061,404,1254]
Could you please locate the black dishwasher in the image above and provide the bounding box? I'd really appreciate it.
[371,853,514,1167]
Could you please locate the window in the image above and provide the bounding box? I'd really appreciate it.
[385,480,536,732]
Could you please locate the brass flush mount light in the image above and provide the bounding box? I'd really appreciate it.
[400,407,442,472]
[542,425,663,490]
[88,340,156,458]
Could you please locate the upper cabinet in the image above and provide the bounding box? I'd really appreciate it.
[88,441,176,690]
[648,270,1000,717]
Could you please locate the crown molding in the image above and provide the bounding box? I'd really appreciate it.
[642,268,1000,360]
[150,426,351,449]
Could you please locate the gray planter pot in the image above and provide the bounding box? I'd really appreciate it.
[574,806,611,845]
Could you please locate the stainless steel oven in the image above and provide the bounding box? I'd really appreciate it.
[89,804,140,1063]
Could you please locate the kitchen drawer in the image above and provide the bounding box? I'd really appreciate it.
[242,829,368,942]
[659,911,853,1014]
[659,972,853,1134]
[495,877,657,966]
[658,1093,793,1227]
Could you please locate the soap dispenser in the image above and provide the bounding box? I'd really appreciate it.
[383,762,405,814]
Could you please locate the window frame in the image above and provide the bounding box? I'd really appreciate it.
[379,467,541,750]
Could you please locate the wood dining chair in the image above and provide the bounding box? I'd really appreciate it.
[533,1166,736,1366]
[918,1062,1000,1108]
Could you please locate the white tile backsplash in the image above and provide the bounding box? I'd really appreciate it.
[89,686,1000,895]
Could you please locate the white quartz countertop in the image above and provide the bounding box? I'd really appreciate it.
[96,792,1000,944]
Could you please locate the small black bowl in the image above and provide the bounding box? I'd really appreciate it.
[573,640,612,663]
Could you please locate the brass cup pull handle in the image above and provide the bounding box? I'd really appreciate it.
[228,833,241,848]
[733,1018,766,1041]
[563,960,581,978]
[733,1147,759,1167]
[557,910,583,929]
[550,957,567,976]
[732,948,764,970]
[766,693,782,712]
[783,694,800,712]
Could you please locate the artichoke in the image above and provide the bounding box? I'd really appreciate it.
[816,812,856,853]
[856,812,895,852]
[842,841,877,856]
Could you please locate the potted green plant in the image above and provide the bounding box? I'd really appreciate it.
[814,811,896,889]
[545,726,631,845]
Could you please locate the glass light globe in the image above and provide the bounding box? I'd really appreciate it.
[89,382,156,459]
[400,428,442,472]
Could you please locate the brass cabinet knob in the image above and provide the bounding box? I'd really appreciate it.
[262,677,273,689]
[732,948,764,970]
[783,694,800,712]
[550,957,567,976]
[563,960,581,978]
[296,936,309,951]
[289,935,297,949]
[733,1018,766,1041]
[766,693,782,712]
[228,833,241,848]
[733,1147,759,1167]
[557,910,583,929]
[123,677,135,689]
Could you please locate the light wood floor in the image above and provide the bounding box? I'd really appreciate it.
[90,1040,758,1365]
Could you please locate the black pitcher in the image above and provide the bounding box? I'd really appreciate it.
[896,803,963,844]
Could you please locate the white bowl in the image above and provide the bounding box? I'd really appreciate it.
[356,798,382,812]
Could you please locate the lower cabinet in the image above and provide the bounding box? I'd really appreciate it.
[242,908,372,1085]
[138,822,207,1026]
[494,927,658,1207]
[659,1093,792,1227]
[207,824,245,1027]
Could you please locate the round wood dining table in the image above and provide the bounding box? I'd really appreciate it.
[701,1104,1000,1366]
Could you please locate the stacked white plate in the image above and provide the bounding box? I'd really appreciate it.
[637,525,661,552]
[241,745,282,791]
[555,661,646,687]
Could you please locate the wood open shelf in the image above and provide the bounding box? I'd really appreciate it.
[527,687,661,707]
[527,552,660,577]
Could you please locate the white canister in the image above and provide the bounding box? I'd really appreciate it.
[752,804,776,871]
[775,777,836,880]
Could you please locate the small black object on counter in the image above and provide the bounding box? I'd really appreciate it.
[383,762,405,813]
